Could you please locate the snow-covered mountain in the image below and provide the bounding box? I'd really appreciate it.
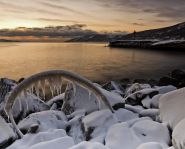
[116,22,185,41]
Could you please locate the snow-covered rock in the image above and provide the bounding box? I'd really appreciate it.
[82,109,117,143]
[70,141,109,149]
[136,142,168,149]
[172,118,185,149]
[125,104,144,113]
[125,83,151,97]
[114,108,138,122]
[28,136,74,149]
[0,116,16,148]
[159,87,185,129]
[7,129,70,149]
[139,109,159,121]
[125,88,159,106]
[12,94,49,122]
[150,94,162,109]
[105,119,170,149]
[18,110,67,133]
[125,85,176,108]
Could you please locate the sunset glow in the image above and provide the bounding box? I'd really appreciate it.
[0,0,184,32]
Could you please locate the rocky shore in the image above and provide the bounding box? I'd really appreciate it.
[109,40,185,50]
[0,69,185,149]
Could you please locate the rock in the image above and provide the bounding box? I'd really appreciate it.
[7,129,69,149]
[178,79,185,88]
[18,110,67,133]
[105,119,170,149]
[158,77,178,87]
[148,79,159,87]
[172,118,185,149]
[0,116,17,148]
[82,109,117,143]
[125,88,159,107]
[171,69,185,81]
[12,93,50,123]
[101,81,124,96]
[159,87,185,129]
[125,83,151,97]
[112,103,125,110]
[125,104,144,113]
[119,78,131,89]
[139,109,159,121]
[0,78,16,105]
[28,136,74,149]
[114,108,138,122]
[133,79,148,84]
[70,141,109,149]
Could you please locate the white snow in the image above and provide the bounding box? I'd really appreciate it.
[28,136,74,149]
[70,141,109,149]
[18,110,67,132]
[136,142,168,149]
[159,87,185,129]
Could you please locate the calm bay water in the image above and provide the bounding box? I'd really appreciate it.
[0,42,185,82]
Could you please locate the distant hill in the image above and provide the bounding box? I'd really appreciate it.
[116,22,185,41]
[67,34,111,42]
[0,39,17,42]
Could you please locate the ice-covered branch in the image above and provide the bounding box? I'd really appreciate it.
[5,70,114,138]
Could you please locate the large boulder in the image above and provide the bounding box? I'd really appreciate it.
[18,110,67,133]
[105,119,170,149]
[172,118,185,149]
[171,69,185,81]
[159,87,185,129]
[82,109,117,143]
[7,129,71,149]
[0,116,16,148]
[28,136,74,149]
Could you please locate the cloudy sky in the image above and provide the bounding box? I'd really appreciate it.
[0,0,184,32]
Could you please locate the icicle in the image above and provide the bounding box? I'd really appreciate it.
[40,79,46,100]
[35,81,40,98]
[48,78,54,98]
[72,83,77,97]
[18,97,22,112]
[88,90,92,101]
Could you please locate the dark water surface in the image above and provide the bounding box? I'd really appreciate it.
[0,42,185,81]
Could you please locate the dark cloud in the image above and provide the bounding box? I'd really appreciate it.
[132,23,146,26]
[0,24,97,38]
[38,1,94,18]
[37,18,80,24]
[96,0,185,21]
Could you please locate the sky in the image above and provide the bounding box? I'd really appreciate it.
[0,0,185,32]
